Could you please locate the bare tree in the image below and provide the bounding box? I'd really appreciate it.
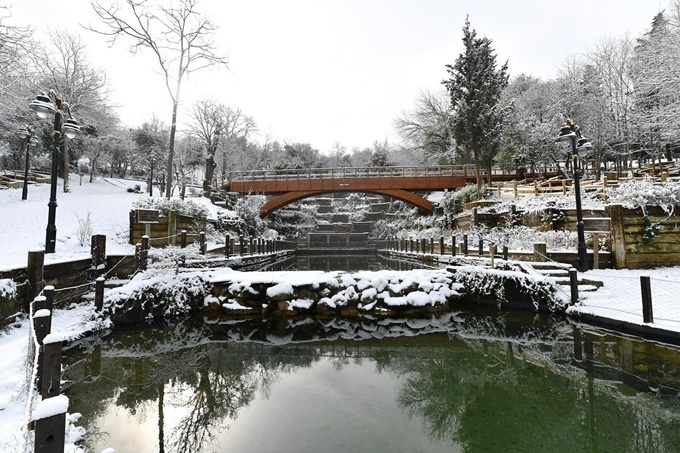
[87,0,228,198]
[394,89,453,163]
[189,99,224,198]
[34,29,113,192]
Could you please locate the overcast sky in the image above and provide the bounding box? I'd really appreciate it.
[11,0,668,153]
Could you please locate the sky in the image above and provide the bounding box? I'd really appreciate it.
[10,0,669,153]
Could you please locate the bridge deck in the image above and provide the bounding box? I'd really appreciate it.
[225,165,551,194]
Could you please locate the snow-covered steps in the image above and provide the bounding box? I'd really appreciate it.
[522,261,603,293]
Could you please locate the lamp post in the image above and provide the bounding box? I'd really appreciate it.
[556,120,593,272]
[17,126,39,200]
[29,91,81,253]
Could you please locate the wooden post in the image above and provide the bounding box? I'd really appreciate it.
[90,234,107,273]
[503,246,508,261]
[95,277,105,311]
[451,235,456,256]
[34,395,67,453]
[134,244,141,271]
[513,180,517,198]
[41,335,63,399]
[239,236,245,256]
[180,230,187,249]
[478,239,483,257]
[43,286,54,312]
[592,233,600,270]
[640,276,654,323]
[249,237,254,256]
[168,210,177,246]
[26,250,45,312]
[463,234,468,256]
[609,204,626,269]
[439,237,444,255]
[32,307,51,391]
[562,179,567,195]
[199,231,206,255]
[489,244,495,268]
[140,235,149,270]
[569,268,579,305]
[230,238,236,256]
[533,242,547,262]
[429,238,434,254]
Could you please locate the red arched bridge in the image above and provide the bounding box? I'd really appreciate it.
[222,165,556,217]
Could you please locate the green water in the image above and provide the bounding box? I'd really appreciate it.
[62,308,680,453]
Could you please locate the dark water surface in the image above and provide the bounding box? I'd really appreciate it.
[63,306,680,453]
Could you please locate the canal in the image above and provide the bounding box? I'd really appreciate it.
[60,253,680,452]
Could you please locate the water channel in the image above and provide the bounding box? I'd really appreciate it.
[62,254,680,452]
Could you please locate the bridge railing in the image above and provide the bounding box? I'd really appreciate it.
[227,165,524,183]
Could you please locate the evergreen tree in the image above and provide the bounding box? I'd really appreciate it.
[442,17,508,190]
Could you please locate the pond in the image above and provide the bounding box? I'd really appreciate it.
[62,306,680,453]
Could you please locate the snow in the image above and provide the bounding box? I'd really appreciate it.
[33,394,69,421]
[2,175,680,452]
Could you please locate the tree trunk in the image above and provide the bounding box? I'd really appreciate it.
[165,101,178,198]
[203,154,216,198]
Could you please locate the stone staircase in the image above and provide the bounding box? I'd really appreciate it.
[520,261,603,294]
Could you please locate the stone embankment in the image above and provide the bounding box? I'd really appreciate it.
[206,269,462,317]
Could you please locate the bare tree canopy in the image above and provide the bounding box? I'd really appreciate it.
[86,0,228,198]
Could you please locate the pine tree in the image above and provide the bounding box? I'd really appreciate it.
[442,17,508,191]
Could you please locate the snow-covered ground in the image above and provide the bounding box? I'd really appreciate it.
[1,176,680,453]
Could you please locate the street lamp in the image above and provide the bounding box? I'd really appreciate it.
[16,126,39,200]
[556,119,593,272]
[29,90,81,253]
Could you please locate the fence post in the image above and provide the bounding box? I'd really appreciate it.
[180,230,187,249]
[34,395,67,453]
[140,235,149,270]
[41,335,63,399]
[592,233,600,270]
[249,237,254,256]
[439,237,444,255]
[32,306,51,391]
[503,246,508,261]
[569,268,579,305]
[463,234,468,256]
[430,238,434,254]
[199,231,206,255]
[489,244,496,267]
[95,277,105,311]
[26,250,45,312]
[533,242,547,262]
[239,236,245,256]
[478,239,483,257]
[134,244,141,271]
[640,276,654,323]
[168,210,177,246]
[230,238,236,256]
[451,235,456,256]
[90,234,107,274]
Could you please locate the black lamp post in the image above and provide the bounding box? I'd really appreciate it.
[556,120,593,272]
[29,91,81,253]
[17,126,39,201]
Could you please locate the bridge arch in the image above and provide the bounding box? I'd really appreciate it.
[258,189,433,217]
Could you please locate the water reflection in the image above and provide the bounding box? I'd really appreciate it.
[63,310,680,452]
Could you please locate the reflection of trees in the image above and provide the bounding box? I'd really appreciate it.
[390,331,680,453]
[63,313,680,452]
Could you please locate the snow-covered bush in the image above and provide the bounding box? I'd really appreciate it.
[450,266,567,312]
[105,270,213,323]
[607,177,680,214]
[133,197,209,219]
[0,278,16,300]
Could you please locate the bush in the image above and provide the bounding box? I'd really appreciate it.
[133,198,209,219]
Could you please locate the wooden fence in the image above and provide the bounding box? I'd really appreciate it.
[610,204,680,269]
[129,210,207,246]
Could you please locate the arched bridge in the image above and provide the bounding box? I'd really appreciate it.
[222,165,551,217]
